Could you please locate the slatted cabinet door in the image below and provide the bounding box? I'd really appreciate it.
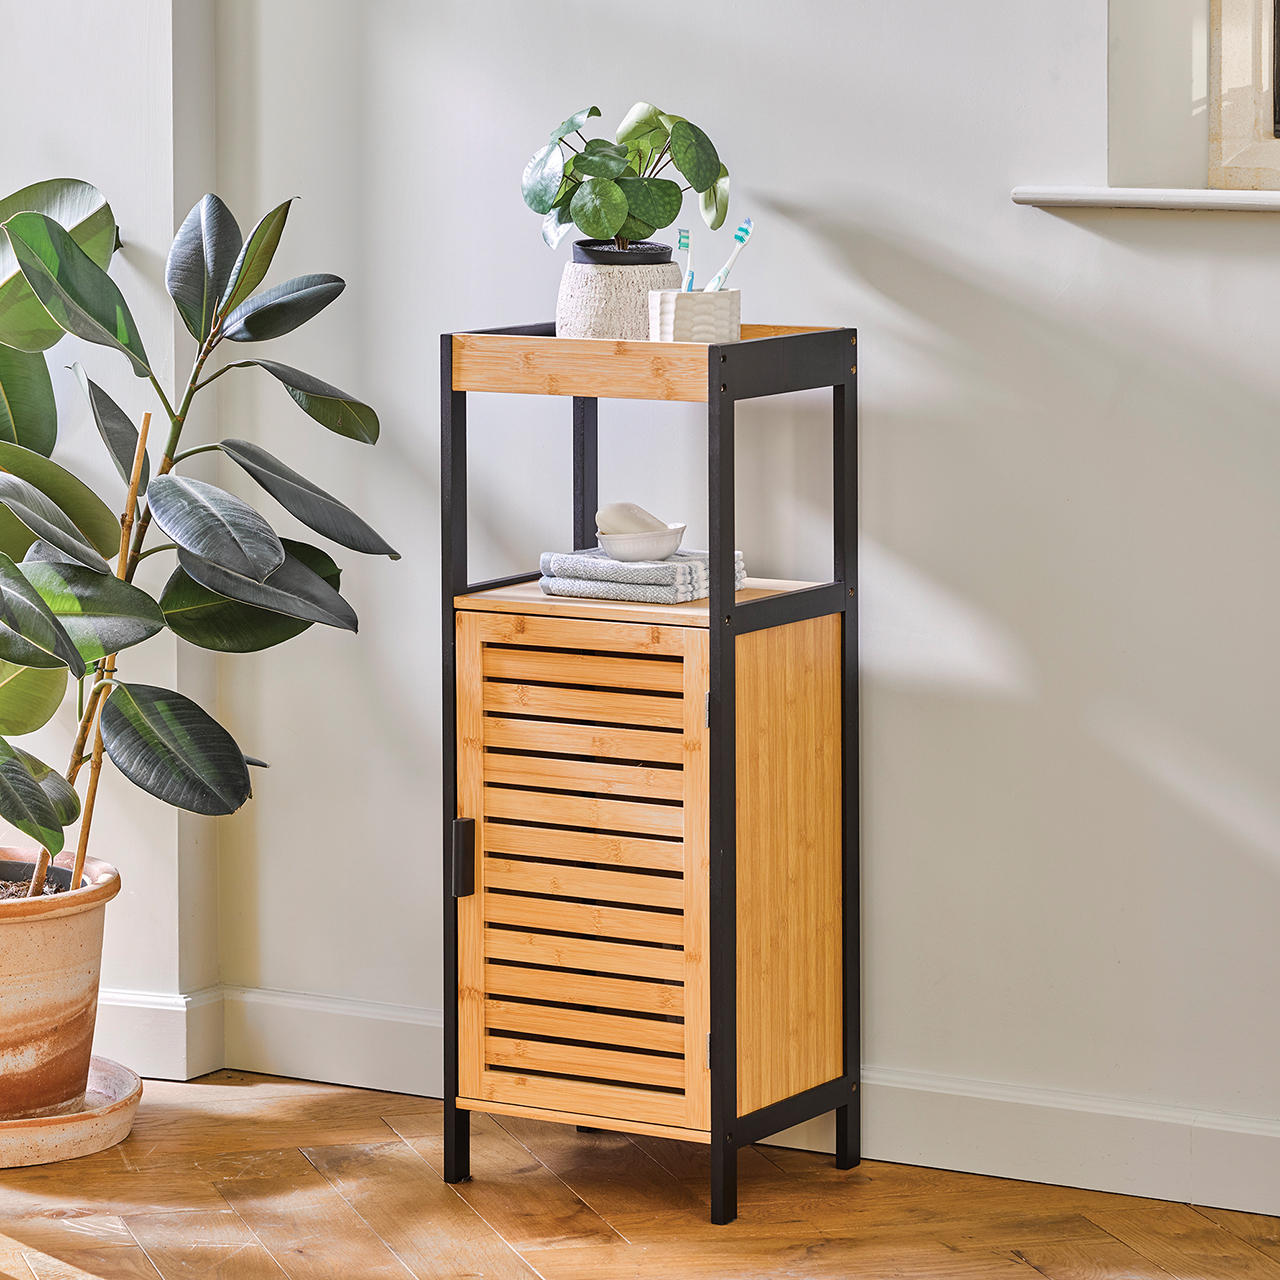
[455,610,711,1137]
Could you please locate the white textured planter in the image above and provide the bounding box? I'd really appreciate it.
[556,260,682,340]
[649,289,741,343]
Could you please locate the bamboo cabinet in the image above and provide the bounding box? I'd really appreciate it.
[441,323,859,1224]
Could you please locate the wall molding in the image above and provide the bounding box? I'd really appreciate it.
[765,1066,1280,1216]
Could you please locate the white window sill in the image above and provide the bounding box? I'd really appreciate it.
[1012,186,1280,212]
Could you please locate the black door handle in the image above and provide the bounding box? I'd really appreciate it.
[452,818,475,897]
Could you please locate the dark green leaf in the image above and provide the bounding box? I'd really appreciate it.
[0,180,115,353]
[161,539,340,652]
[550,106,601,142]
[668,120,721,193]
[221,274,344,343]
[16,747,79,826]
[0,736,66,853]
[0,346,55,456]
[0,473,111,574]
[0,661,66,734]
[219,198,292,317]
[0,553,84,676]
[616,177,683,230]
[244,755,270,768]
[223,360,378,444]
[2,213,150,376]
[178,544,356,631]
[167,194,242,343]
[522,143,565,215]
[574,141,629,179]
[70,363,149,495]
[615,102,667,145]
[700,164,730,231]
[0,439,121,556]
[100,682,252,815]
[146,475,283,583]
[20,559,164,663]
[543,204,576,250]
[570,178,628,241]
[615,214,656,243]
[217,439,398,558]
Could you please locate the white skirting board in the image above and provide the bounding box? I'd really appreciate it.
[765,1067,1280,1216]
[93,990,1280,1215]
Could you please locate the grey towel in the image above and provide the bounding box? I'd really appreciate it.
[539,547,744,587]
[539,567,746,605]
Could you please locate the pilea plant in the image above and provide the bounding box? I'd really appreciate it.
[0,179,395,897]
[522,102,730,250]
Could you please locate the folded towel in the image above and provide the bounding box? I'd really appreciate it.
[539,569,745,605]
[539,547,745,588]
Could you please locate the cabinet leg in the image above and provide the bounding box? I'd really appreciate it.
[835,1102,860,1170]
[443,1099,471,1183]
[710,1141,738,1224]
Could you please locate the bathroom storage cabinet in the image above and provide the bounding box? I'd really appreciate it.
[441,322,858,1224]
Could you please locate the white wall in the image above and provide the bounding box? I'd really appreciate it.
[9,0,1280,1214]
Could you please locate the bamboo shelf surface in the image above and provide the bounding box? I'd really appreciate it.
[455,577,821,628]
[451,324,839,401]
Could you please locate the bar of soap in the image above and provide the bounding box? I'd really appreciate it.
[596,502,669,535]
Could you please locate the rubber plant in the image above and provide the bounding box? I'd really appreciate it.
[523,102,730,250]
[0,179,396,897]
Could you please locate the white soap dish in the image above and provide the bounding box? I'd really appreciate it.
[598,525,686,562]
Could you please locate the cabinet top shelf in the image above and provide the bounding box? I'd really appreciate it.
[456,577,823,628]
[449,324,848,402]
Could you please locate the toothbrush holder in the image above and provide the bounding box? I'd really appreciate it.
[648,289,741,343]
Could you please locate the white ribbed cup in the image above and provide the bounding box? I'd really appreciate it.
[648,289,741,342]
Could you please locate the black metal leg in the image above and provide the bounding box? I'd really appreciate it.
[572,396,598,551]
[711,1140,738,1224]
[835,1102,860,1170]
[443,1099,470,1182]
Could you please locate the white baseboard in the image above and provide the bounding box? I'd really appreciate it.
[222,986,444,1097]
[764,1066,1280,1216]
[94,985,224,1080]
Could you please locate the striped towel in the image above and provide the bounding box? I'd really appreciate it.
[539,547,744,588]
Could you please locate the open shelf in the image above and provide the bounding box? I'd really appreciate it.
[1012,186,1280,212]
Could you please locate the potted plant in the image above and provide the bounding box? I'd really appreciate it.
[0,179,395,1164]
[522,102,730,339]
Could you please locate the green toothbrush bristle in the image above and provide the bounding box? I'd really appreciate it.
[678,228,689,249]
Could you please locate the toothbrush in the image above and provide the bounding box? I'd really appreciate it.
[678,228,694,291]
[703,217,753,291]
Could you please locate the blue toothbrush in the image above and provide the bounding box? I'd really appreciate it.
[678,227,694,291]
[703,217,753,291]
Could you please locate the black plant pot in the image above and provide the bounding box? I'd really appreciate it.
[572,239,673,266]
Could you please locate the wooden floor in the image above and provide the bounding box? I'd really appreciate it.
[0,1073,1277,1279]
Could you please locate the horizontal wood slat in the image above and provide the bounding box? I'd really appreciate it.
[474,612,686,656]
[484,999,684,1054]
[483,824,684,873]
[486,1038,684,1090]
[456,1095,710,1141]
[484,754,683,801]
[484,716,685,764]
[484,788,683,837]
[484,893,683,947]
[472,1071,688,1128]
[485,962,684,1016]
[483,681,684,729]
[484,648,683,693]
[485,858,684,910]
[485,927,684,981]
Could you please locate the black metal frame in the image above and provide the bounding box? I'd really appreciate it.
[441,322,859,1222]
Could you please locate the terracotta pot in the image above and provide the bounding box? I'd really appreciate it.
[0,849,120,1121]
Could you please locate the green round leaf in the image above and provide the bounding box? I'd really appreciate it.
[616,177,683,231]
[574,140,629,179]
[699,164,730,232]
[615,103,667,145]
[100,682,252,816]
[0,662,66,735]
[615,214,657,243]
[0,180,115,354]
[668,120,721,194]
[161,539,340,653]
[550,106,601,143]
[0,346,55,457]
[522,143,565,216]
[570,179,628,241]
